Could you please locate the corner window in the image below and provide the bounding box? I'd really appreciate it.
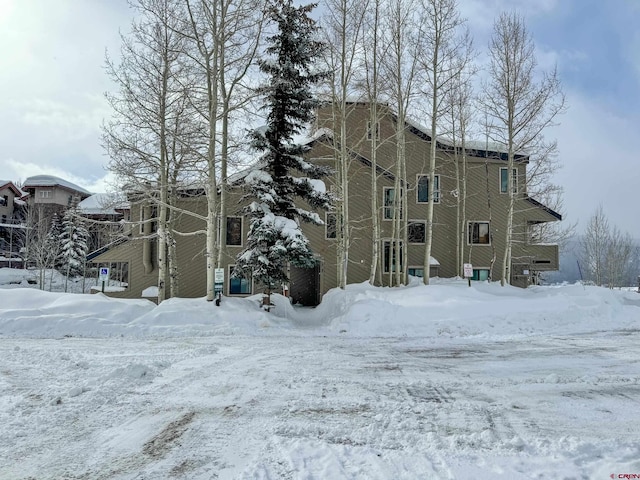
[325,212,337,239]
[383,187,403,220]
[367,120,380,141]
[417,175,440,203]
[468,221,490,245]
[226,217,242,246]
[500,168,517,194]
[229,265,252,295]
[471,268,490,281]
[383,240,404,273]
[408,221,426,244]
[408,267,424,278]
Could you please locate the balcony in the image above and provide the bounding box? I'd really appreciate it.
[513,243,559,271]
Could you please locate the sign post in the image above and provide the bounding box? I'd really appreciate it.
[463,263,473,287]
[214,268,224,306]
[98,267,110,293]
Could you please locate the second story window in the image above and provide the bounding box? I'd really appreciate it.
[417,175,440,203]
[500,167,518,194]
[40,190,52,199]
[367,120,380,141]
[468,221,490,245]
[383,187,403,220]
[226,217,242,246]
[325,212,337,239]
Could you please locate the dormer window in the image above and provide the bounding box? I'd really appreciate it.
[367,120,380,141]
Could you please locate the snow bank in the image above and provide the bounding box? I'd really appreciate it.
[318,280,640,339]
[2,278,640,339]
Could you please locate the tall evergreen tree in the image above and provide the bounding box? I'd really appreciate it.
[46,213,63,270]
[58,208,89,280]
[234,0,331,307]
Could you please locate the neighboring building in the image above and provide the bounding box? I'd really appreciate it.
[78,193,130,253]
[92,103,561,303]
[0,180,27,267]
[22,175,92,219]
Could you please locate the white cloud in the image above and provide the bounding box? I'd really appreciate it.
[553,90,640,238]
[460,0,559,35]
[18,96,109,142]
[0,159,113,194]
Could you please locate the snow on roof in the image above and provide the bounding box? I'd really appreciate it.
[23,175,92,195]
[77,193,129,216]
[0,180,25,196]
[404,116,528,158]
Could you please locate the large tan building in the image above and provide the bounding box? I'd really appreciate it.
[92,103,561,304]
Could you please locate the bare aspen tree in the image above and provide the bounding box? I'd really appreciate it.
[382,0,422,286]
[104,0,194,302]
[606,225,634,288]
[416,0,469,285]
[580,206,636,288]
[183,0,264,301]
[360,0,387,284]
[320,0,368,289]
[580,205,610,287]
[481,12,564,286]
[443,53,475,277]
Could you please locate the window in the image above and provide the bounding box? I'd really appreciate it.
[367,120,380,141]
[408,221,425,244]
[408,267,424,278]
[383,240,404,273]
[137,205,158,234]
[226,217,242,246]
[471,268,490,281]
[500,167,518,194]
[468,221,490,245]
[417,175,440,203]
[325,212,337,239]
[151,206,158,233]
[0,195,7,206]
[228,265,252,295]
[383,187,403,220]
[40,190,51,199]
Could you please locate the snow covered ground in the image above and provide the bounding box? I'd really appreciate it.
[1,278,640,479]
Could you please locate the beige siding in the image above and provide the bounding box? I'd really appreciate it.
[96,103,561,300]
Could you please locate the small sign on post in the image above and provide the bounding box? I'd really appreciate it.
[463,263,473,287]
[99,267,110,293]
[214,268,224,306]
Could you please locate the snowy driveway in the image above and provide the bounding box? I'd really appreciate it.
[1,330,639,479]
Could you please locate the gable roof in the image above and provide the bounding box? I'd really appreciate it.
[525,196,563,221]
[403,116,529,163]
[23,175,92,196]
[325,101,529,162]
[0,180,24,197]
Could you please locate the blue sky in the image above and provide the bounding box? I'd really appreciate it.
[0,0,639,238]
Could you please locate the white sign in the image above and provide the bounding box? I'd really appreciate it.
[463,263,473,278]
[214,268,224,284]
[98,267,110,282]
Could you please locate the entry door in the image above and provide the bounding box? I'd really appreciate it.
[289,263,321,307]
